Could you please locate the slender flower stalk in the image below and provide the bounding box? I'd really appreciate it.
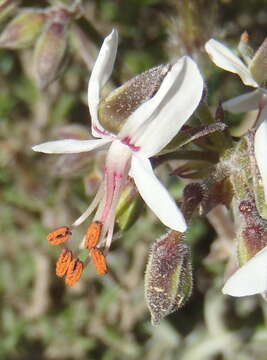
[205,37,267,113]
[33,29,203,281]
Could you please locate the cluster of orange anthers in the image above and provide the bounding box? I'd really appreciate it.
[47,221,108,286]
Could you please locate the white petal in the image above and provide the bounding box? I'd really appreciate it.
[32,138,111,154]
[205,39,258,87]
[222,246,267,296]
[131,154,187,232]
[120,56,203,157]
[222,90,262,113]
[255,104,267,202]
[88,29,118,136]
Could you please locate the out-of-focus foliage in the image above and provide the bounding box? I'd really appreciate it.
[1,0,267,359]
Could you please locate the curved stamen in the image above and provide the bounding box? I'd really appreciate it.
[72,182,104,227]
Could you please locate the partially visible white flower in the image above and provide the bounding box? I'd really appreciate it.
[222,245,267,297]
[205,38,266,113]
[33,29,203,255]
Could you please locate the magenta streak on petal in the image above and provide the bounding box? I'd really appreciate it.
[93,125,110,136]
[100,170,125,222]
[100,169,116,223]
[103,173,126,252]
[121,136,141,151]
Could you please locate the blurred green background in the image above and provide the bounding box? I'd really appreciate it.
[1,0,267,359]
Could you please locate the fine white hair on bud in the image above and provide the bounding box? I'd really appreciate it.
[145,231,192,326]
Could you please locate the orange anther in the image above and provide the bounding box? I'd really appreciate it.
[241,31,249,43]
[47,226,72,245]
[65,258,84,286]
[56,248,73,277]
[84,221,102,249]
[90,248,108,275]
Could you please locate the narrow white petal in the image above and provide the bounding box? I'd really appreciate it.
[222,246,267,296]
[119,56,203,157]
[255,105,267,202]
[131,154,187,232]
[135,57,203,157]
[32,138,111,154]
[223,90,262,113]
[88,29,118,136]
[205,39,258,87]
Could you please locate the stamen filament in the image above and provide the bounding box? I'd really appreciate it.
[72,182,104,227]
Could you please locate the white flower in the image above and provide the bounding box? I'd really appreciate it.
[205,38,266,113]
[222,245,267,297]
[33,29,203,252]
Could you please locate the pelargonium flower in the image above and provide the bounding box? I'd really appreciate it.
[33,29,203,281]
[205,37,267,113]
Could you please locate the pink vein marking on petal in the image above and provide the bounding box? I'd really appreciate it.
[121,136,140,151]
[93,125,110,136]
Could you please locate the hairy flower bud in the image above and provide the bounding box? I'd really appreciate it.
[0,8,47,48]
[249,38,267,86]
[98,64,171,134]
[145,231,192,325]
[237,198,267,265]
[33,9,70,89]
[181,183,203,222]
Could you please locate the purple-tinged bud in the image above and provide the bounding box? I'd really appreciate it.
[98,64,171,134]
[0,0,20,24]
[181,183,203,222]
[0,8,47,49]
[145,231,192,325]
[249,38,267,86]
[237,198,267,265]
[33,9,70,89]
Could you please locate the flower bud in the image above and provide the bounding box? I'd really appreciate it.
[181,183,203,223]
[0,8,47,49]
[237,199,267,265]
[116,183,144,231]
[0,0,20,24]
[145,231,192,325]
[33,9,70,89]
[249,38,267,86]
[98,64,171,134]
